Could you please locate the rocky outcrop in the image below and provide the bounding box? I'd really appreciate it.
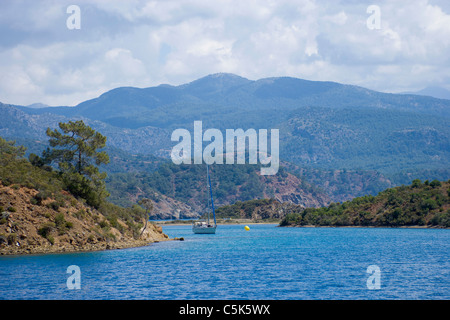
[0,184,170,255]
[216,198,304,221]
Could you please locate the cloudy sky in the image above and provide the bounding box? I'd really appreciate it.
[1,0,450,106]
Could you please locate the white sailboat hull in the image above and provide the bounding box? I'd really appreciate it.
[192,223,217,234]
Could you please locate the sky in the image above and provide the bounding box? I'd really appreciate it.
[1,0,450,106]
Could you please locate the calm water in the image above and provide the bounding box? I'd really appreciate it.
[0,224,448,300]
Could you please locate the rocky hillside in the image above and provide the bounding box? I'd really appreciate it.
[216,198,302,221]
[258,170,330,208]
[0,183,169,255]
[106,163,330,219]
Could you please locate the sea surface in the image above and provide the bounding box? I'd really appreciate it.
[0,224,449,300]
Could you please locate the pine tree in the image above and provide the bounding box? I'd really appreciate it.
[138,198,153,236]
[45,120,110,208]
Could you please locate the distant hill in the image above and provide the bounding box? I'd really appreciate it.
[26,103,51,109]
[279,179,450,228]
[15,73,450,127]
[401,86,450,100]
[2,73,450,174]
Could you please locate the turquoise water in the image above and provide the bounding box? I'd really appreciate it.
[0,224,449,300]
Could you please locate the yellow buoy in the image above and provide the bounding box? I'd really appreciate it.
[244,225,250,231]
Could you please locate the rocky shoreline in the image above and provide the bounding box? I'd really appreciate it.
[1,238,160,256]
[0,221,173,256]
[0,184,172,256]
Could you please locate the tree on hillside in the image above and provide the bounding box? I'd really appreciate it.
[0,138,27,184]
[138,198,153,236]
[44,120,110,208]
[0,137,26,163]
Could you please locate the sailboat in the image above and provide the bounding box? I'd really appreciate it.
[192,164,217,234]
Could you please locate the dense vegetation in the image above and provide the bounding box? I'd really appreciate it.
[106,162,275,209]
[0,135,149,238]
[280,179,450,228]
[281,106,450,173]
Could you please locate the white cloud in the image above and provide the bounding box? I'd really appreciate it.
[324,11,348,25]
[0,0,449,105]
[104,48,147,80]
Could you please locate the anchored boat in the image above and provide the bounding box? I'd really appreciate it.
[192,165,217,234]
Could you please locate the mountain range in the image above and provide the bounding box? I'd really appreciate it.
[401,86,450,100]
[4,73,450,171]
[1,73,449,217]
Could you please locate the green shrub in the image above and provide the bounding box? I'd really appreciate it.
[87,234,95,243]
[54,213,73,234]
[422,199,438,211]
[411,179,421,187]
[7,233,17,245]
[430,211,450,227]
[104,232,116,241]
[38,222,55,239]
[54,213,65,227]
[47,235,55,245]
[98,219,109,229]
[47,201,60,211]
[73,209,86,219]
[34,191,51,205]
[430,180,442,188]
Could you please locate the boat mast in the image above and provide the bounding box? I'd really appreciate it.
[206,165,210,225]
[207,164,216,226]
